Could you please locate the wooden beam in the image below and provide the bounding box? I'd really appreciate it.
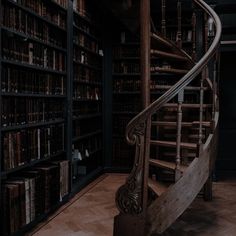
[140,0,150,108]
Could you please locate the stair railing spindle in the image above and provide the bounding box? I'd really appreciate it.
[198,69,205,154]
[162,0,166,37]
[177,0,182,48]
[176,90,184,181]
[192,11,197,61]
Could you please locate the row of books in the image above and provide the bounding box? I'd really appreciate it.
[74,17,97,37]
[2,124,65,171]
[2,4,65,48]
[74,65,101,84]
[2,36,66,72]
[73,86,101,101]
[9,0,66,29]
[2,67,65,95]
[113,79,141,92]
[74,32,99,54]
[113,46,140,58]
[73,103,101,117]
[1,161,69,235]
[113,62,140,74]
[73,119,102,138]
[73,49,101,68]
[72,136,102,161]
[2,98,64,127]
[73,0,90,18]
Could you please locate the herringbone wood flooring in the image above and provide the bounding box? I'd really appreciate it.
[29,174,236,236]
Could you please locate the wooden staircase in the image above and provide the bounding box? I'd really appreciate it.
[113,0,221,235]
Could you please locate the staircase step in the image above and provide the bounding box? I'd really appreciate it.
[151,33,173,48]
[151,49,188,61]
[149,159,187,172]
[151,66,188,74]
[148,178,168,196]
[162,152,196,158]
[150,140,197,150]
[152,121,211,128]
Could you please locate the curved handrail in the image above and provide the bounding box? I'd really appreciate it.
[125,0,221,145]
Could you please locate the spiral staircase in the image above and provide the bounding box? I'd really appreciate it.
[112,0,222,235]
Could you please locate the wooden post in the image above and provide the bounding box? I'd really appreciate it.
[198,70,205,151]
[177,0,182,48]
[141,0,151,109]
[192,11,197,61]
[176,90,184,181]
[161,0,166,37]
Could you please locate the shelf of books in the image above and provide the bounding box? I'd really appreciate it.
[0,0,70,235]
[71,0,103,186]
[112,29,141,169]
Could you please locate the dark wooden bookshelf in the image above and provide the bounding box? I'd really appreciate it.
[0,0,104,235]
[111,28,141,169]
[70,0,104,191]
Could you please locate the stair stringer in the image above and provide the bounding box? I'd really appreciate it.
[146,112,219,235]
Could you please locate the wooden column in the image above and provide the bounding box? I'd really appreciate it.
[114,1,151,235]
[140,0,150,109]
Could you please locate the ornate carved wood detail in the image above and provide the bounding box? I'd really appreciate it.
[116,123,146,215]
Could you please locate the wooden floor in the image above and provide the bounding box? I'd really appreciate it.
[29,174,236,236]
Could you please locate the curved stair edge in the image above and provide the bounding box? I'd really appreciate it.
[146,112,219,234]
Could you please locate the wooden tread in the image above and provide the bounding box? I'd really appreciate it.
[151,49,188,61]
[150,140,197,150]
[152,121,211,128]
[151,33,173,48]
[149,159,188,172]
[148,178,168,196]
[151,66,188,74]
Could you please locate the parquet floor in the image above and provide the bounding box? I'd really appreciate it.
[29,174,236,236]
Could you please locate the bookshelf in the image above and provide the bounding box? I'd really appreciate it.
[71,0,103,187]
[0,0,104,235]
[112,29,141,169]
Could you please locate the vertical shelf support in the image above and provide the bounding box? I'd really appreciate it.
[177,0,182,48]
[67,0,74,191]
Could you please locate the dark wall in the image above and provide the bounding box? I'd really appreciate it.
[216,52,236,176]
[213,0,236,176]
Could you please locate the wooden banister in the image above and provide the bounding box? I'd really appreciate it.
[114,0,221,235]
